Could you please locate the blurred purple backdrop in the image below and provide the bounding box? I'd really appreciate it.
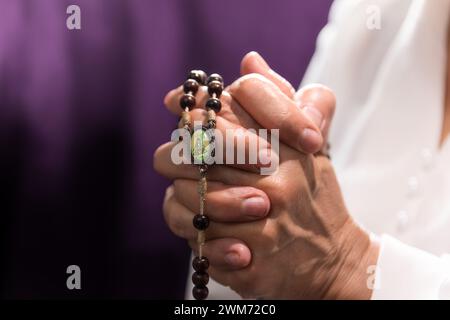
[0,0,331,298]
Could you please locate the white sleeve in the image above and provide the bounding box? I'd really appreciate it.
[372,235,450,300]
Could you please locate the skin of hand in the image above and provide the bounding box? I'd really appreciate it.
[154,52,379,299]
[161,52,336,270]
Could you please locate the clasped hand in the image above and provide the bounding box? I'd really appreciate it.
[154,52,379,299]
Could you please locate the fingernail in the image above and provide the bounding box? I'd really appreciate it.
[224,252,241,266]
[302,105,323,128]
[241,197,268,217]
[250,51,270,70]
[300,128,322,153]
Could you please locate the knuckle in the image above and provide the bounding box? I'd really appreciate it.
[260,218,280,245]
[175,216,192,240]
[266,175,288,199]
[162,189,175,226]
[163,185,174,201]
[153,143,167,174]
[189,108,207,123]
[234,73,268,95]
[173,216,192,240]
[319,85,336,115]
[172,179,184,193]
[300,83,336,115]
[277,106,291,125]
[163,88,180,110]
[163,194,192,240]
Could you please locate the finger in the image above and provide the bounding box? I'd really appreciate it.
[159,110,278,173]
[154,141,197,180]
[240,51,295,99]
[207,265,255,299]
[228,73,323,154]
[154,141,263,186]
[188,108,275,171]
[166,85,264,130]
[295,84,336,145]
[163,186,225,241]
[163,185,197,240]
[173,179,270,222]
[164,85,231,116]
[165,186,261,250]
[240,53,335,152]
[241,51,336,141]
[188,238,252,270]
[240,52,336,145]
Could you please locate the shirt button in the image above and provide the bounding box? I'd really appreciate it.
[407,176,419,197]
[421,148,434,170]
[396,210,409,233]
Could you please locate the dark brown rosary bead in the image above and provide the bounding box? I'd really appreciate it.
[192,271,209,286]
[193,214,209,230]
[208,80,223,97]
[192,285,209,300]
[207,73,223,84]
[188,70,207,85]
[183,79,199,94]
[206,97,222,112]
[192,256,209,271]
[180,94,196,110]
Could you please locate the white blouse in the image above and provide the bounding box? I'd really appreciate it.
[188,0,450,299]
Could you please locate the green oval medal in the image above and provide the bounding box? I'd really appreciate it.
[191,128,214,164]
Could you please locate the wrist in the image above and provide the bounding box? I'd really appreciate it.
[325,221,380,300]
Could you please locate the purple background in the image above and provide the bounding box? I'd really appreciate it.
[0,0,331,298]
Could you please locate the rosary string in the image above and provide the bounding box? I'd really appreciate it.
[197,168,207,259]
[179,70,224,300]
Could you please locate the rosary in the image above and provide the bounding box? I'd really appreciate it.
[179,70,224,300]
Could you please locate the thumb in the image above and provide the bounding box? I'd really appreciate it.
[295,84,336,147]
[240,51,296,99]
[239,52,336,154]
